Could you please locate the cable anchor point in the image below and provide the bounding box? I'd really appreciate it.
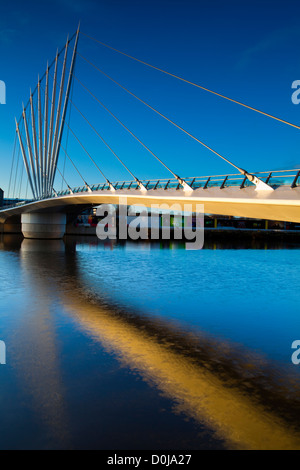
[85,182,93,193]
[241,169,274,192]
[108,181,116,192]
[135,178,147,193]
[175,175,193,194]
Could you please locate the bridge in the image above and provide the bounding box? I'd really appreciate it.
[1,25,300,239]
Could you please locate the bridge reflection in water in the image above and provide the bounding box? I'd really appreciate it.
[1,236,300,450]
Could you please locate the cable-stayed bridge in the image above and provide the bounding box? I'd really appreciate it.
[1,25,300,238]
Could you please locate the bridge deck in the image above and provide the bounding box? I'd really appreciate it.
[1,181,300,224]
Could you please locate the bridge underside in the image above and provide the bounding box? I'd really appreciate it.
[1,186,300,238]
[0,215,22,235]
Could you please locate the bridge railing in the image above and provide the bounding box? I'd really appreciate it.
[1,199,33,210]
[61,169,300,195]
[2,169,300,210]
[50,169,300,198]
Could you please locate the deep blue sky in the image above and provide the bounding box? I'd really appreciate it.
[1,0,300,196]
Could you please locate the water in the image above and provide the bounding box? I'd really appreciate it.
[0,234,300,450]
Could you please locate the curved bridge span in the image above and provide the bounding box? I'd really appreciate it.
[1,182,300,238]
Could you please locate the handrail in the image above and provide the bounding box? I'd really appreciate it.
[2,169,300,210]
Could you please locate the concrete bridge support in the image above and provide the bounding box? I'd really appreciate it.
[21,213,67,239]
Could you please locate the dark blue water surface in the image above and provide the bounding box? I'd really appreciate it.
[0,235,300,450]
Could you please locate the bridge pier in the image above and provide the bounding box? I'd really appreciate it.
[21,213,66,239]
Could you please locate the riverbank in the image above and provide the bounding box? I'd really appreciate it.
[65,223,300,242]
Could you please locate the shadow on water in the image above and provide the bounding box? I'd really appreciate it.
[1,234,300,449]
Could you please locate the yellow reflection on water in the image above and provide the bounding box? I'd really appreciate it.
[62,295,300,450]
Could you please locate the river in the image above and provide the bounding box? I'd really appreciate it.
[0,234,300,450]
